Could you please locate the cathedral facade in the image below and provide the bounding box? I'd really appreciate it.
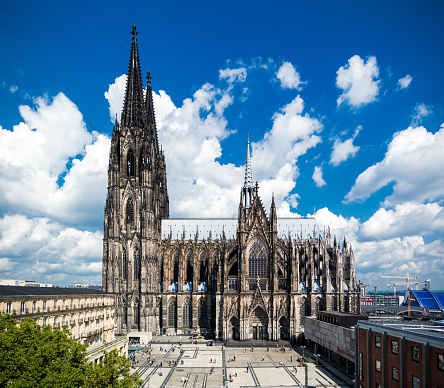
[102,26,360,342]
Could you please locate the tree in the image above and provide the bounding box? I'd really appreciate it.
[0,314,141,388]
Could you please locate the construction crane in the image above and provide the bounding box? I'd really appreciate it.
[382,272,418,290]
[387,281,428,297]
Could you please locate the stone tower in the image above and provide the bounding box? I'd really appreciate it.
[102,25,169,335]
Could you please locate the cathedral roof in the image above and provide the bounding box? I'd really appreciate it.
[161,217,321,241]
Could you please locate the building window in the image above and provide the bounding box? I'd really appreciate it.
[43,317,47,326]
[412,346,420,362]
[391,340,398,354]
[168,299,177,327]
[375,336,380,348]
[412,376,420,388]
[54,300,57,310]
[359,352,363,381]
[375,359,381,372]
[71,299,73,309]
[183,299,192,328]
[33,301,37,313]
[392,366,398,381]
[248,240,266,278]
[438,353,444,372]
[21,301,26,314]
[7,302,12,314]
[63,300,66,310]
[126,199,134,227]
[43,300,47,312]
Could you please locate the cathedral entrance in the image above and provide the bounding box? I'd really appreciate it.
[249,307,268,340]
[230,316,240,340]
[279,316,289,340]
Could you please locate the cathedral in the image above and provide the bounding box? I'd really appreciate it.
[102,26,360,342]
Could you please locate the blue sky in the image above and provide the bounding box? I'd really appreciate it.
[0,0,443,289]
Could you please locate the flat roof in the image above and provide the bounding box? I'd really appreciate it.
[357,320,444,347]
[0,285,113,297]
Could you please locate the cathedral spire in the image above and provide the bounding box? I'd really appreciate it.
[244,135,253,188]
[121,24,145,130]
[240,135,257,216]
[146,70,160,152]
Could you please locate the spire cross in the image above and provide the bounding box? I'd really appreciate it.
[146,71,152,85]
[131,24,138,39]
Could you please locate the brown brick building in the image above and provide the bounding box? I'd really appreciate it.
[356,320,444,388]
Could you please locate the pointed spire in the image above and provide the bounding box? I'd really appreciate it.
[244,134,253,188]
[145,70,160,152]
[121,24,146,130]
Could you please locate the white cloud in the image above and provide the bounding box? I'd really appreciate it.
[411,103,432,126]
[330,126,361,166]
[312,166,326,187]
[276,62,303,90]
[315,207,360,242]
[361,202,444,240]
[397,74,412,90]
[219,67,247,84]
[0,214,102,283]
[0,93,109,227]
[9,85,18,94]
[336,55,380,108]
[104,74,126,123]
[345,125,444,206]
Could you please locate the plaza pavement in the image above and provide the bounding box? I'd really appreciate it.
[130,339,354,388]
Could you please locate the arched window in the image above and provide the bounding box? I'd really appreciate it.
[168,298,177,327]
[183,299,192,328]
[133,248,140,280]
[126,199,134,227]
[134,306,139,325]
[199,251,207,282]
[127,149,135,177]
[248,240,267,278]
[198,299,207,328]
[186,252,193,282]
[173,251,179,282]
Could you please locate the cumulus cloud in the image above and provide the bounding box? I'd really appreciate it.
[330,126,361,166]
[276,62,303,90]
[345,125,444,206]
[104,74,126,123]
[10,85,18,93]
[0,214,102,283]
[0,93,109,227]
[397,74,412,90]
[312,166,326,187]
[411,103,432,126]
[336,55,380,108]
[361,202,444,240]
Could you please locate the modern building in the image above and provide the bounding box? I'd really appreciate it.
[102,25,360,342]
[0,285,116,346]
[403,289,444,317]
[355,320,444,388]
[0,279,53,287]
[305,311,368,375]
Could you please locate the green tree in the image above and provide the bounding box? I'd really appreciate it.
[0,314,141,388]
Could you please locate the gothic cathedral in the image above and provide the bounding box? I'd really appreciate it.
[102,26,360,342]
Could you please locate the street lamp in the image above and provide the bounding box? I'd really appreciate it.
[315,354,320,367]
[301,345,306,358]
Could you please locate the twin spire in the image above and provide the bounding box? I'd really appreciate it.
[121,24,157,136]
[242,136,257,215]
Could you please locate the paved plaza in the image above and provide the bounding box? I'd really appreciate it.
[130,339,354,388]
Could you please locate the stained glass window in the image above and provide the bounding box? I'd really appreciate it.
[248,240,266,278]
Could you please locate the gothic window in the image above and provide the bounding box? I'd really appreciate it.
[248,240,267,278]
[198,299,207,328]
[126,199,134,227]
[183,299,192,328]
[186,252,193,282]
[173,251,179,282]
[134,248,140,280]
[168,298,177,327]
[299,298,309,326]
[200,251,207,282]
[127,149,135,177]
[134,306,139,325]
